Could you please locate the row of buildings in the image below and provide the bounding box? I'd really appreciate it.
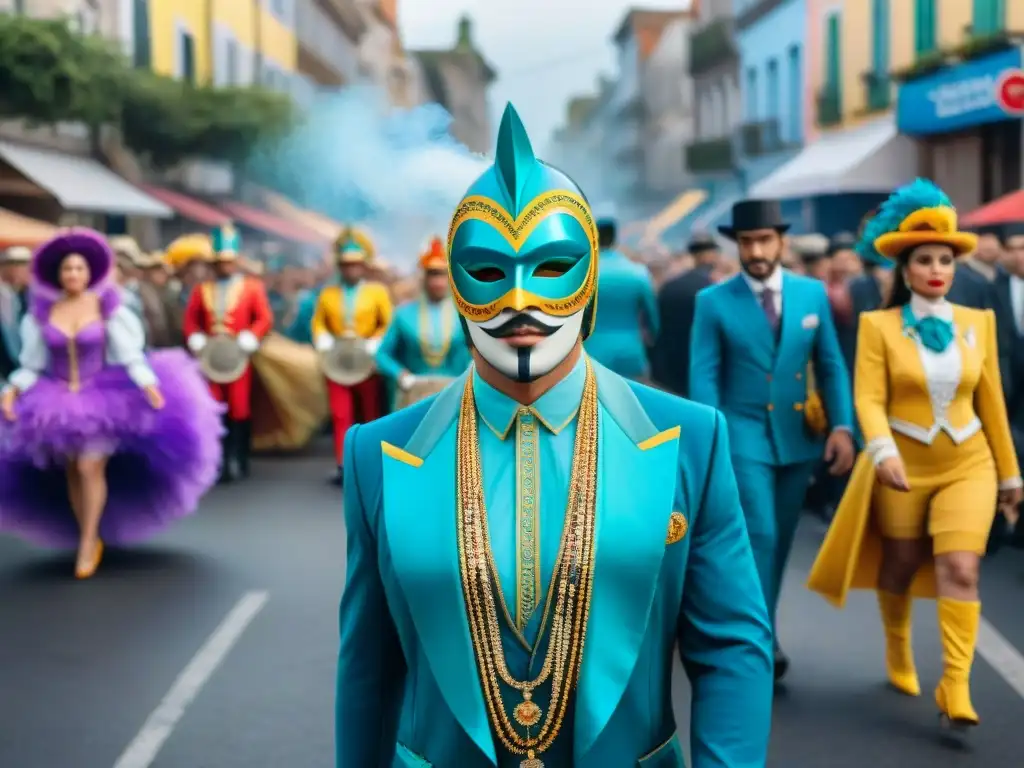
[0,0,496,257]
[549,0,1024,245]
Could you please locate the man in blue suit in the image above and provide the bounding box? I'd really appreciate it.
[689,199,855,682]
[336,104,773,767]
[583,210,659,379]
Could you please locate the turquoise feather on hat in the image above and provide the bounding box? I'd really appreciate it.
[856,179,951,266]
[211,223,240,258]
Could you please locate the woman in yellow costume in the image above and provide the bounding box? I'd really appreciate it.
[808,179,1021,737]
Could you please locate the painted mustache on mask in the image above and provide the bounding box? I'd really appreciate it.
[482,313,560,339]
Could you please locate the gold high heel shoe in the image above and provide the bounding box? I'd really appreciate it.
[75,539,104,580]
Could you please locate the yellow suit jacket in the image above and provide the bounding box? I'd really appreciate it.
[808,304,1020,606]
[311,281,392,340]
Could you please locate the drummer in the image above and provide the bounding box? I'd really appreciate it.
[375,236,471,406]
[312,228,393,485]
[183,224,274,483]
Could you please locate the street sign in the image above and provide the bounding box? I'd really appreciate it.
[996,69,1024,115]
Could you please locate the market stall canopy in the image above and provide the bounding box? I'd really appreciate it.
[961,190,1024,227]
[218,200,328,245]
[641,189,707,245]
[748,116,916,199]
[0,140,172,217]
[260,190,342,241]
[141,185,231,227]
[0,207,58,248]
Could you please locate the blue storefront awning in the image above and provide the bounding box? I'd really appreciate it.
[897,46,1024,136]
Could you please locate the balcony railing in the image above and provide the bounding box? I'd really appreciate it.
[736,0,785,31]
[689,18,737,76]
[816,87,842,127]
[862,71,892,112]
[296,0,361,83]
[685,137,735,173]
[739,119,785,157]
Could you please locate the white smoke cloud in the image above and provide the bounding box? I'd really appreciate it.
[250,85,490,266]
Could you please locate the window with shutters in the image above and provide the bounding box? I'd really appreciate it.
[972,0,1005,36]
[746,67,758,121]
[914,0,937,55]
[180,29,196,84]
[787,45,801,141]
[226,39,238,85]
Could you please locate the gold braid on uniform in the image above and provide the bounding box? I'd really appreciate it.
[456,358,599,768]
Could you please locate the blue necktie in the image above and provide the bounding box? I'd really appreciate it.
[901,303,954,353]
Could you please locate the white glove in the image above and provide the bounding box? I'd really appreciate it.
[237,330,260,354]
[399,373,419,391]
[186,332,207,354]
[314,333,335,353]
[365,337,382,356]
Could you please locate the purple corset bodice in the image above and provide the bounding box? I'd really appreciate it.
[43,321,106,384]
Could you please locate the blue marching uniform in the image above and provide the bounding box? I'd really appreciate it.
[584,247,659,379]
[690,269,852,635]
[375,298,471,381]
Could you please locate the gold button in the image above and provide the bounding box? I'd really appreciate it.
[793,403,804,412]
[766,404,774,412]
[795,372,803,380]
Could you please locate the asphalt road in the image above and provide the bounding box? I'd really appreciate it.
[2,444,1024,768]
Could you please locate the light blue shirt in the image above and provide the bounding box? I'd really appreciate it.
[471,354,586,766]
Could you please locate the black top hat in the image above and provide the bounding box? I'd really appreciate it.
[718,199,791,240]
[1000,221,1024,240]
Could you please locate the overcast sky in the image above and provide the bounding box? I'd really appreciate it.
[398,0,693,154]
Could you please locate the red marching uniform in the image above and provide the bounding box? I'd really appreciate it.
[183,225,273,481]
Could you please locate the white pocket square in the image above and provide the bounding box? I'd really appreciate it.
[801,314,820,330]
[963,327,976,348]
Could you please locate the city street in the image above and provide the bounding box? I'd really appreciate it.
[2,443,1024,768]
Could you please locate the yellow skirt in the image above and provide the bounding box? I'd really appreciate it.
[807,430,997,608]
[249,333,330,452]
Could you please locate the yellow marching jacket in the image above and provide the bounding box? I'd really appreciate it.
[311,281,393,341]
[807,305,1019,606]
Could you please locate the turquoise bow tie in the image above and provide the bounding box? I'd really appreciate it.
[901,304,955,353]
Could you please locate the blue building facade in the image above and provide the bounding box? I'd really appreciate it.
[734,0,806,220]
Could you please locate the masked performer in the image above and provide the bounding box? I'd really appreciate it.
[313,228,392,484]
[183,224,273,482]
[0,229,222,578]
[335,104,773,768]
[375,236,471,408]
[808,180,1022,737]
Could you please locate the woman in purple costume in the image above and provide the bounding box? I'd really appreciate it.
[0,228,223,579]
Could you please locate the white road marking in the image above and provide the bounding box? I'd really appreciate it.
[978,616,1024,701]
[112,590,269,768]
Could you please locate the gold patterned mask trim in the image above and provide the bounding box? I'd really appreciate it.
[447,191,599,322]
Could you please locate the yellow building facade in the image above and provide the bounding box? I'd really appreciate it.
[147,0,296,85]
[808,0,1023,134]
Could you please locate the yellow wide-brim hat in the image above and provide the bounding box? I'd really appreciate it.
[165,233,214,268]
[873,206,978,259]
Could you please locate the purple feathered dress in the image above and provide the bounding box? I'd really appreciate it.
[0,282,224,548]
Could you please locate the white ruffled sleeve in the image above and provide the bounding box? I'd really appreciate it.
[5,314,48,393]
[106,305,158,389]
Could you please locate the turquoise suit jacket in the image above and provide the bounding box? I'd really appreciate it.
[337,359,773,767]
[286,288,319,344]
[375,298,472,380]
[0,284,21,363]
[584,250,659,378]
[689,272,852,465]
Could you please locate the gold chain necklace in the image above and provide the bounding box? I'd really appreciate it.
[418,298,453,368]
[456,359,599,767]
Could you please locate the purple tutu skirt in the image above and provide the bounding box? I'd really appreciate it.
[0,349,224,547]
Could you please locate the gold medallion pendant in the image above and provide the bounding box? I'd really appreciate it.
[513,696,542,727]
[520,750,543,768]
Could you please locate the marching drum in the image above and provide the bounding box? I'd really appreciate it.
[199,333,250,384]
[396,376,454,410]
[319,333,376,386]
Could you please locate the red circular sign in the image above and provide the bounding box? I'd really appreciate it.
[996,69,1024,114]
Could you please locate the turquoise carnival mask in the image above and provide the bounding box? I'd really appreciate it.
[448,104,599,382]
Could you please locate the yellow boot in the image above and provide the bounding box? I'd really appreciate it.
[877,590,920,696]
[935,598,981,727]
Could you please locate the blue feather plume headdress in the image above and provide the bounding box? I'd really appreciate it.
[856,178,953,264]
